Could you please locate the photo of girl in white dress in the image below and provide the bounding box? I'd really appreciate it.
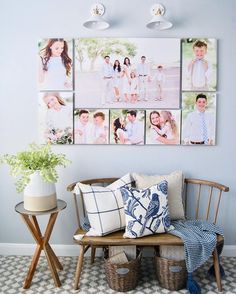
[113,60,122,102]
[122,57,132,103]
[38,38,73,91]
[130,71,139,103]
[39,92,73,144]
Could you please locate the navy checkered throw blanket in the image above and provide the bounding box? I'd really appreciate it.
[171,220,223,272]
[170,220,224,294]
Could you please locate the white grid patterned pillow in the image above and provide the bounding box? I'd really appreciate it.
[77,173,133,236]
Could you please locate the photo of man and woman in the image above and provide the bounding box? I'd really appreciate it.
[110,109,145,145]
[74,109,109,144]
[74,38,180,109]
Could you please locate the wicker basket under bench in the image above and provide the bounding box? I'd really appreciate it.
[67,178,229,291]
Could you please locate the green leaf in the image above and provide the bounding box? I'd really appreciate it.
[0,143,71,193]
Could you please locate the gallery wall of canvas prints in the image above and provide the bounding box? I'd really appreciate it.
[38,38,217,145]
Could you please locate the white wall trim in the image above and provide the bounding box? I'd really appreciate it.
[0,243,100,257]
[222,245,236,257]
[1,243,236,257]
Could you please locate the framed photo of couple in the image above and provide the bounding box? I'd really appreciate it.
[38,37,217,146]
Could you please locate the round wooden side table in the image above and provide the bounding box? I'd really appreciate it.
[15,199,67,289]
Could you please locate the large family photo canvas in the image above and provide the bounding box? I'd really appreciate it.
[74,38,180,109]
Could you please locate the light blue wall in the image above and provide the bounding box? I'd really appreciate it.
[0,0,235,246]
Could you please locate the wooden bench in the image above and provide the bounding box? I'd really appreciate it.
[67,178,229,291]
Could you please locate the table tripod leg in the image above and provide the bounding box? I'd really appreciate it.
[44,244,61,287]
[23,244,42,289]
[47,244,63,270]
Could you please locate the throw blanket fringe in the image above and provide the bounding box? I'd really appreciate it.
[187,273,201,294]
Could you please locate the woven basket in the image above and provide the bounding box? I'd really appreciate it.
[155,255,187,291]
[104,252,141,292]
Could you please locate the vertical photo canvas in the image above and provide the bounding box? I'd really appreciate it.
[109,109,145,145]
[39,92,73,144]
[74,38,180,109]
[38,38,74,91]
[181,92,216,145]
[145,110,181,145]
[74,109,109,144]
[182,38,217,91]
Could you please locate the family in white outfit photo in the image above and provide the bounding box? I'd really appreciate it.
[74,38,180,109]
[101,55,166,105]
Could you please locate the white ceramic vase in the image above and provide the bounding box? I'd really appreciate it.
[24,171,57,211]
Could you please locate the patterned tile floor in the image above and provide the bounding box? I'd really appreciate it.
[0,256,236,293]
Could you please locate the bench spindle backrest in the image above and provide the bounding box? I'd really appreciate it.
[67,177,229,229]
[184,179,229,224]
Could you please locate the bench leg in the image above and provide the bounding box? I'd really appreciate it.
[91,246,96,264]
[74,245,85,290]
[213,247,222,292]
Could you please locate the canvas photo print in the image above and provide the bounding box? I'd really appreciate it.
[74,38,180,109]
[38,92,73,144]
[181,92,216,145]
[145,109,181,145]
[38,38,74,91]
[74,109,109,144]
[109,109,145,145]
[182,38,217,91]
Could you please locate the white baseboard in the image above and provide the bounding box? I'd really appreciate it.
[222,245,236,257]
[0,243,101,257]
[0,243,236,257]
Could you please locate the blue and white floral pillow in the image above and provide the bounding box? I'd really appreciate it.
[120,180,172,238]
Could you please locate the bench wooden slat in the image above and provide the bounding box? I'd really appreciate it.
[73,228,224,247]
[74,228,183,246]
